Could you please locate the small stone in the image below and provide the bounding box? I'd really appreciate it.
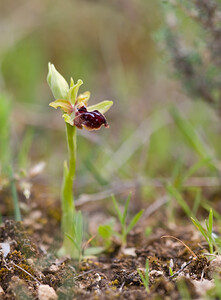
[27,258,34,266]
[94,273,101,282]
[38,285,58,300]
[121,247,136,257]
[149,270,164,277]
[0,243,10,258]
[49,264,59,273]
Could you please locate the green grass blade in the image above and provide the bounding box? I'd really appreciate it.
[137,260,149,293]
[65,233,80,251]
[191,217,208,243]
[170,107,215,170]
[84,247,104,256]
[126,209,144,234]
[98,224,113,239]
[166,185,192,217]
[122,193,131,225]
[18,128,34,169]
[171,159,184,188]
[202,201,221,222]
[145,259,149,283]
[84,158,108,186]
[192,212,214,254]
[112,195,123,225]
[137,269,148,291]
[0,95,11,173]
[9,167,21,222]
[205,221,210,236]
[183,157,212,182]
[169,267,173,276]
[192,188,201,217]
[75,211,83,246]
[208,208,213,236]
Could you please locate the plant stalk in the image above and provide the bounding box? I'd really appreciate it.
[9,166,21,222]
[60,123,77,256]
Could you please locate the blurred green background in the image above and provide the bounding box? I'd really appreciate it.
[0,0,220,208]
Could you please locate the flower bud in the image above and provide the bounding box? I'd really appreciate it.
[47,63,69,100]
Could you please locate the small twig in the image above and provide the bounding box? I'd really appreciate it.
[83,234,96,252]
[119,281,125,292]
[2,257,12,271]
[169,260,193,279]
[74,269,99,280]
[10,262,41,285]
[200,269,205,281]
[161,235,197,258]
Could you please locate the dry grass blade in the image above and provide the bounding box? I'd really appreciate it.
[161,235,197,258]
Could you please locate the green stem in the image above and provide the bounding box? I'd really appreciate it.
[9,166,21,222]
[209,242,214,254]
[60,123,77,256]
[122,225,127,246]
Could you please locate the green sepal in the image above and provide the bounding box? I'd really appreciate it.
[63,112,75,125]
[87,100,113,114]
[70,77,74,88]
[47,63,69,100]
[68,79,83,104]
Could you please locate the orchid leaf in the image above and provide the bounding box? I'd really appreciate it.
[49,99,73,114]
[87,100,113,114]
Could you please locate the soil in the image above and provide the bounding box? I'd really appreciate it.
[0,179,220,299]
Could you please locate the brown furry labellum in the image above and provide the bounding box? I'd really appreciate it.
[74,106,109,130]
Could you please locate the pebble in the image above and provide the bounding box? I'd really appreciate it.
[121,247,136,257]
[49,264,59,273]
[27,258,34,266]
[38,285,58,300]
[0,243,10,258]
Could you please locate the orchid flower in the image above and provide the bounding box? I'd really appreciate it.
[47,63,113,130]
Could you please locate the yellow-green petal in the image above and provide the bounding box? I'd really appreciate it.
[77,91,91,106]
[49,99,73,114]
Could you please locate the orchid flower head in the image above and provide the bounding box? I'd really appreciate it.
[47,63,113,130]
